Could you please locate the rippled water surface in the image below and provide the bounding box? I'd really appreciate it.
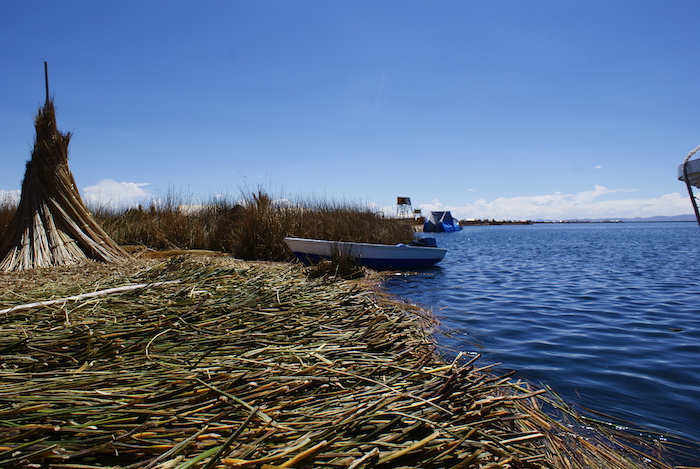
[385,223,700,459]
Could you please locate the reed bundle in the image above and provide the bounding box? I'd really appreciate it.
[0,75,130,271]
[0,257,670,468]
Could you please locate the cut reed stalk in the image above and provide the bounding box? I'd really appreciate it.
[0,96,130,271]
[0,257,675,468]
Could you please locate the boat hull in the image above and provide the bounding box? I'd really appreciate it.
[678,159,700,188]
[283,237,447,270]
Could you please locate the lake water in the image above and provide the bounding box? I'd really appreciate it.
[384,222,700,464]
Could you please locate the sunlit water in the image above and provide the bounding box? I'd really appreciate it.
[384,223,700,463]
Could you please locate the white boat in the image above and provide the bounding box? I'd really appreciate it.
[678,157,700,187]
[678,145,700,225]
[283,237,447,270]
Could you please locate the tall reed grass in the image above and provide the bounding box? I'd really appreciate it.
[0,190,415,262]
[0,193,17,235]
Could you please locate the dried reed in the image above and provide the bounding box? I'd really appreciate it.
[0,257,673,468]
[0,194,16,237]
[88,190,415,262]
[0,98,129,271]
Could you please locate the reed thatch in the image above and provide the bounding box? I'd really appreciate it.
[0,256,674,468]
[0,68,130,271]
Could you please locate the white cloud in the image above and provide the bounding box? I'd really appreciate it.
[594,165,602,169]
[0,189,20,205]
[272,198,296,208]
[407,186,692,221]
[82,179,151,208]
[572,185,636,204]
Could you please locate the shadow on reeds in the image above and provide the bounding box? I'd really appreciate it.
[0,189,415,263]
[306,248,366,280]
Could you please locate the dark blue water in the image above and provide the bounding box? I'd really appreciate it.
[385,223,700,460]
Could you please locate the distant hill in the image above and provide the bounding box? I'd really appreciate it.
[469,215,698,224]
[569,214,697,223]
[618,214,697,222]
[526,214,698,223]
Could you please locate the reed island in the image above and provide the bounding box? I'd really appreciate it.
[0,69,678,468]
[0,191,679,468]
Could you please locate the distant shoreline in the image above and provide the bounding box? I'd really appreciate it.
[457,218,697,226]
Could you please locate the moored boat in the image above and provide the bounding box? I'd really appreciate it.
[284,237,447,270]
[678,156,700,188]
[678,145,700,225]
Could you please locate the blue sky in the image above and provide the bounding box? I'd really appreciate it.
[1,1,699,220]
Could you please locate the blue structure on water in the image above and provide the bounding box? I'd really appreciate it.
[423,211,461,232]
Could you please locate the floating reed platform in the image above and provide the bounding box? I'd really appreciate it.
[0,257,673,468]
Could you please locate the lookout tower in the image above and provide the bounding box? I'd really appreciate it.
[396,197,412,219]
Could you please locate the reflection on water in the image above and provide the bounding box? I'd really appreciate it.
[385,223,700,462]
